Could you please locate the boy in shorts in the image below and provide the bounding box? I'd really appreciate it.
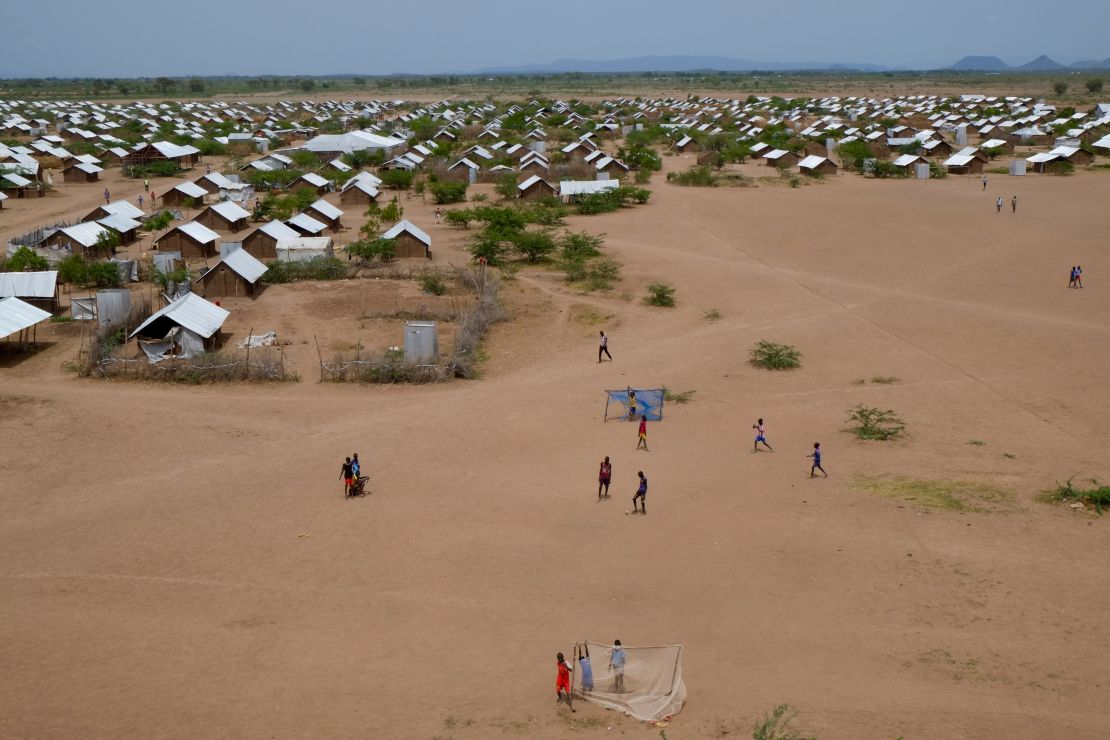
[633,471,647,514]
[598,456,612,500]
[753,418,773,452]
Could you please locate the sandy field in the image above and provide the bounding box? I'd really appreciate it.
[2,150,1109,740]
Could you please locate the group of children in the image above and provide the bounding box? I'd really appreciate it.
[995,195,1018,213]
[752,418,828,478]
[1069,266,1085,288]
[597,457,649,514]
[339,453,365,497]
[556,640,626,712]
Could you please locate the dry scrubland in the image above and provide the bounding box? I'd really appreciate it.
[2,92,1110,740]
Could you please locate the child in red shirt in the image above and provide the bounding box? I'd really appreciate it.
[556,652,575,712]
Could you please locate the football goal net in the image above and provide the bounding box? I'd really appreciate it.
[604,388,665,422]
[573,642,686,722]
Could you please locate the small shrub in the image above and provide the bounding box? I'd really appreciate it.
[847,404,906,441]
[967,439,986,447]
[645,283,676,307]
[752,704,816,740]
[663,388,696,404]
[1045,477,1110,514]
[429,180,468,204]
[419,272,448,296]
[870,375,899,384]
[379,169,414,190]
[667,165,719,187]
[560,231,604,260]
[749,340,801,370]
[788,176,801,188]
[263,257,348,283]
[444,209,474,229]
[348,238,396,263]
[510,229,557,263]
[703,308,721,321]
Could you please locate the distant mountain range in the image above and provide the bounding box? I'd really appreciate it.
[948,54,1110,71]
[474,55,895,74]
[463,54,1110,75]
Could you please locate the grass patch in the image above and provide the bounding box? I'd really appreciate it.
[569,305,612,326]
[49,315,75,323]
[663,388,696,404]
[666,165,719,187]
[986,167,1009,174]
[967,439,986,447]
[703,308,721,321]
[419,271,448,296]
[644,282,676,307]
[749,340,801,370]
[856,476,1012,512]
[1002,452,1016,459]
[870,375,899,384]
[847,404,906,441]
[1043,477,1110,514]
[752,704,816,740]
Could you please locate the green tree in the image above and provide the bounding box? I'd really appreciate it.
[300,79,316,92]
[348,238,396,262]
[511,229,557,263]
[1053,81,1068,96]
[187,78,205,93]
[379,169,414,190]
[380,197,403,224]
[6,246,49,272]
[57,255,89,285]
[154,77,175,93]
[290,150,321,169]
[429,181,468,204]
[1087,78,1104,93]
[494,172,519,200]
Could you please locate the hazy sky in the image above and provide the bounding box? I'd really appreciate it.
[3,0,1108,77]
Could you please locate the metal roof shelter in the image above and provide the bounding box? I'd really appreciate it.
[129,292,229,340]
[0,271,59,299]
[307,199,343,221]
[287,213,328,235]
[381,219,430,246]
[175,221,221,245]
[217,247,267,284]
[558,180,621,197]
[209,200,251,221]
[0,296,51,343]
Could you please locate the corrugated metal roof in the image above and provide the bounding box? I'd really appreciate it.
[96,213,141,232]
[209,247,267,284]
[129,292,229,340]
[797,155,828,169]
[172,181,208,198]
[300,172,329,187]
[308,199,343,220]
[381,219,430,246]
[209,200,250,222]
[287,213,327,234]
[175,221,220,244]
[59,222,112,247]
[101,200,145,219]
[258,220,300,239]
[0,270,58,299]
[199,172,236,189]
[0,296,52,339]
[943,154,976,167]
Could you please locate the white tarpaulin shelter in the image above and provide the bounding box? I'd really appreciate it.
[276,237,333,262]
[238,331,277,348]
[574,642,686,723]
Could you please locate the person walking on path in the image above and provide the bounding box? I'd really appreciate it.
[340,456,355,497]
[808,443,828,478]
[598,330,612,363]
[1069,266,1077,288]
[1011,194,1018,213]
[555,652,575,712]
[753,418,773,452]
[636,415,648,451]
[598,456,612,500]
[996,196,1003,213]
[1075,265,1083,288]
[138,194,144,209]
[103,188,110,204]
[144,178,150,193]
[206,164,211,175]
[576,643,594,695]
[981,175,988,190]
[633,471,648,514]
[434,207,443,223]
[609,640,626,693]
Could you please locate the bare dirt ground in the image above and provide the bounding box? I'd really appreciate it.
[2,153,1110,739]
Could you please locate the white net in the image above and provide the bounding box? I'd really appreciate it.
[573,642,686,722]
